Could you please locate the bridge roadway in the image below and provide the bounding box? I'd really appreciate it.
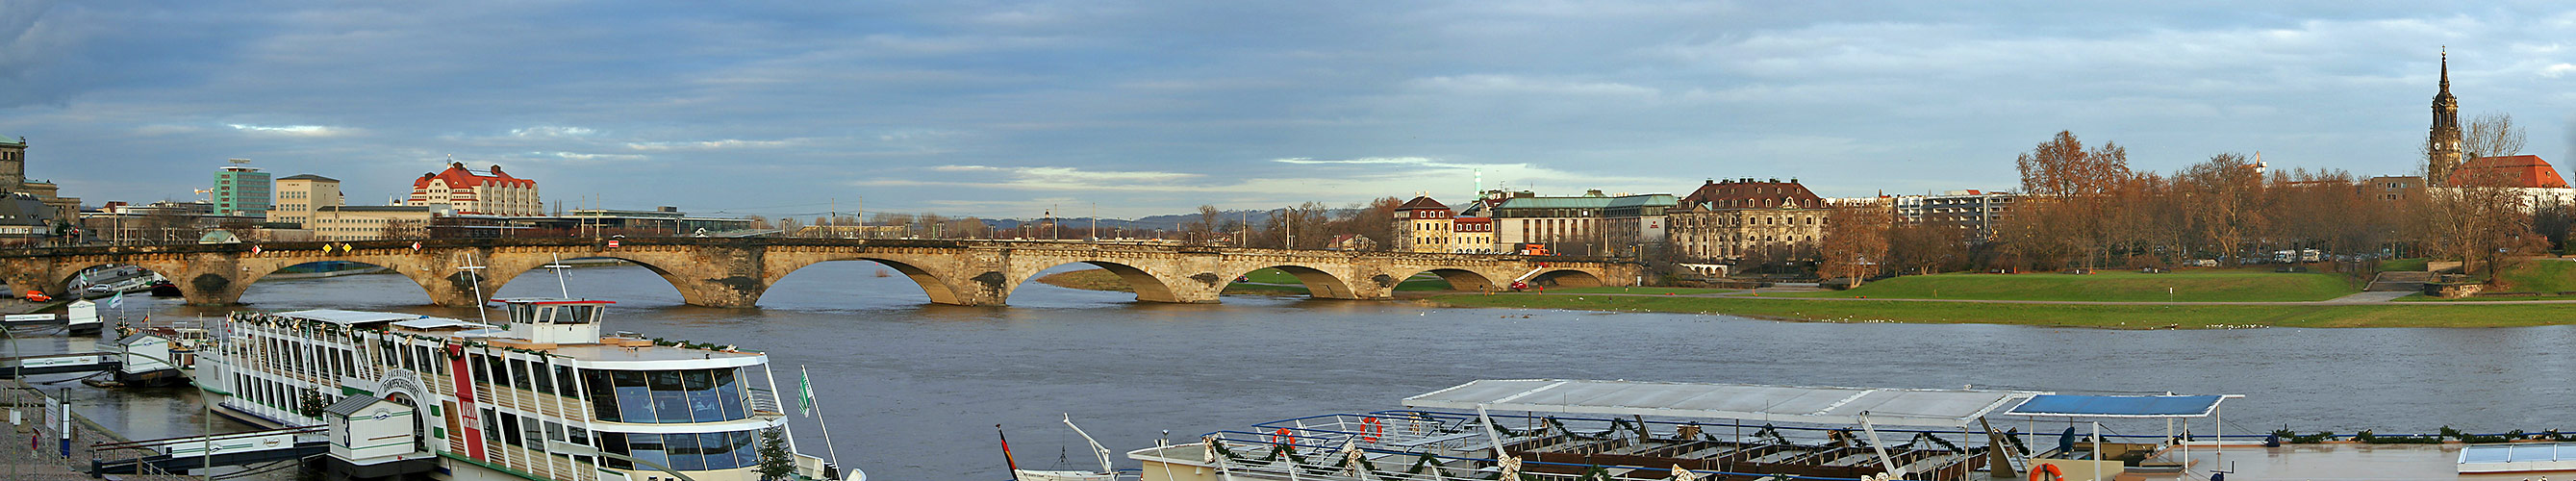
[0,238,1640,309]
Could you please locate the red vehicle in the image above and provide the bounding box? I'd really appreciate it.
[23,291,49,302]
[1519,243,1551,256]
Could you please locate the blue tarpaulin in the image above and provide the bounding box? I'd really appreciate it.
[2002,394,2228,418]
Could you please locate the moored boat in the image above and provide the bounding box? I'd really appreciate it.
[197,297,863,481]
[1124,379,2266,481]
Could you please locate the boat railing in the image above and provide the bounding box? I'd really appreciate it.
[747,387,785,415]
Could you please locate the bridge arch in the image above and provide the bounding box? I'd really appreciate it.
[483,255,697,303]
[233,260,431,305]
[56,263,176,296]
[1394,267,1502,292]
[1528,269,1604,289]
[769,257,967,305]
[1226,265,1360,300]
[1011,261,1187,304]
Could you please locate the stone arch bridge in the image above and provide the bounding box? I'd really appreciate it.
[0,238,1641,308]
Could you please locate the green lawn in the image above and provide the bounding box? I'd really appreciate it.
[2492,260,2576,292]
[1428,293,2576,329]
[1769,270,2357,302]
[2378,258,2428,272]
[1545,287,1742,295]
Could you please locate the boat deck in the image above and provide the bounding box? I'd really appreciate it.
[2141,443,2541,481]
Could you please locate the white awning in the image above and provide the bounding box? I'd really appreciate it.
[1402,379,2048,428]
[279,309,425,325]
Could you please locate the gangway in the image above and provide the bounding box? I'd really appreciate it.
[88,425,327,475]
[0,352,119,377]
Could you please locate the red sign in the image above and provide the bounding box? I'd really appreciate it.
[607,240,621,248]
[411,241,422,251]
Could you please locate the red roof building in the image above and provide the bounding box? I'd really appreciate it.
[408,162,543,215]
[2447,155,2570,189]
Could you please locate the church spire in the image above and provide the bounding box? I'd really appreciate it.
[2439,47,2451,93]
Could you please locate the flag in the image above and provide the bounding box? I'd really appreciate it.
[797,366,816,418]
[106,291,122,310]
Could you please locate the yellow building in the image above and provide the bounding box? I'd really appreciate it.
[1391,196,1454,253]
[266,174,344,227]
[1451,216,1493,253]
[310,205,445,240]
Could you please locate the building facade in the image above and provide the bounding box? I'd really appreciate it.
[215,163,273,216]
[1894,190,2018,240]
[0,137,81,224]
[1602,194,1677,258]
[267,174,344,227]
[1491,190,1614,257]
[1392,196,1455,253]
[1668,179,1829,263]
[409,163,542,215]
[1451,216,1494,254]
[310,205,447,240]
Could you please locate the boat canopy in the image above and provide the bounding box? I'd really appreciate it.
[2000,393,2238,418]
[1402,379,2048,428]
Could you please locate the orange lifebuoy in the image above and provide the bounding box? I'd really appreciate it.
[1270,428,1298,446]
[1360,417,1383,443]
[2029,463,2063,481]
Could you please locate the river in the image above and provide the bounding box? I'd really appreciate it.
[37,262,2576,480]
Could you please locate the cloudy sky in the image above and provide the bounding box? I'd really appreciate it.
[4,1,2573,219]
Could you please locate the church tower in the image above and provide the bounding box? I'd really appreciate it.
[2427,49,2463,186]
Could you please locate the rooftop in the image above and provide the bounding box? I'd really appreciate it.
[279,309,444,326]
[1402,379,2045,428]
[2449,155,2570,189]
[277,174,340,182]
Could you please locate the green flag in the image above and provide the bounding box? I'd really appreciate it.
[798,366,816,418]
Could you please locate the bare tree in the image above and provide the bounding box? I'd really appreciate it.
[1182,205,1224,243]
[2180,153,2266,264]
[2462,113,2527,161]
[1816,205,1892,286]
[380,218,428,240]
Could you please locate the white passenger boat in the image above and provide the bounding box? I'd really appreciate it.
[196,297,862,481]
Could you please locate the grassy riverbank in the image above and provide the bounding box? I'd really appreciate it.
[1769,269,2358,302]
[1424,293,2576,329]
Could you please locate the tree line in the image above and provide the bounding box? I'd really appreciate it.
[1825,122,2552,281]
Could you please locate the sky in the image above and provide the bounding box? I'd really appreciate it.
[4,1,2574,219]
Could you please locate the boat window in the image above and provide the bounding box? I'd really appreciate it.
[731,430,760,468]
[480,408,498,445]
[627,434,669,471]
[507,303,535,324]
[583,369,619,420]
[613,370,653,422]
[560,305,598,324]
[468,354,490,384]
[484,355,507,390]
[523,416,546,448]
[650,370,692,423]
[714,368,745,419]
[599,432,632,469]
[555,366,578,399]
[666,432,705,470]
[499,412,522,446]
[568,426,589,446]
[510,359,533,392]
[685,369,722,422]
[531,359,554,394]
